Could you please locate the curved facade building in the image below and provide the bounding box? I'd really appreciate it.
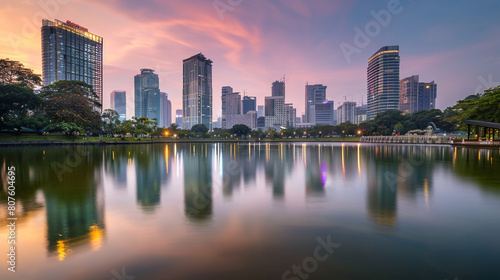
[367,46,400,120]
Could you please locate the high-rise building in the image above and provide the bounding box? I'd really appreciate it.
[367,46,400,120]
[42,19,103,109]
[257,105,264,118]
[242,96,257,114]
[313,101,335,126]
[221,86,241,129]
[134,69,160,122]
[399,75,437,114]
[305,84,327,123]
[272,80,285,97]
[183,53,213,130]
[265,79,296,129]
[337,102,357,124]
[110,90,126,121]
[175,109,183,129]
[160,92,171,127]
[355,104,368,124]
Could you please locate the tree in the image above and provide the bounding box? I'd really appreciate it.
[231,124,251,138]
[169,123,179,131]
[0,59,42,89]
[44,122,84,135]
[102,109,121,136]
[40,81,102,132]
[0,85,43,130]
[191,124,209,134]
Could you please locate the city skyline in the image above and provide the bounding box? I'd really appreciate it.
[1,0,500,121]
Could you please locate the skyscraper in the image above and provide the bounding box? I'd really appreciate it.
[183,53,213,130]
[160,92,172,127]
[242,96,257,114]
[313,101,335,126]
[134,69,160,122]
[42,19,103,109]
[367,46,400,120]
[305,84,327,123]
[175,109,183,129]
[399,75,437,114]
[110,90,126,121]
[272,80,285,97]
[221,86,241,129]
[337,102,357,124]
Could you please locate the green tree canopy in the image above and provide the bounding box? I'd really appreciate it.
[40,81,102,131]
[0,84,43,129]
[231,124,251,137]
[191,124,209,134]
[0,59,42,89]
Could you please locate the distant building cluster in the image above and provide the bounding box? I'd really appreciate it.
[40,19,437,130]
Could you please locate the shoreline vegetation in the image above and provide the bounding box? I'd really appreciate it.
[0,135,361,146]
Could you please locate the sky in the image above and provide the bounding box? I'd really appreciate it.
[1,0,500,121]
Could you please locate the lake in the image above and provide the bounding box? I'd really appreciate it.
[1,143,499,280]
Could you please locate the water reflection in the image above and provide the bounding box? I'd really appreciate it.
[1,143,500,279]
[183,144,213,222]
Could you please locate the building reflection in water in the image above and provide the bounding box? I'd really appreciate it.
[184,144,213,222]
[364,145,440,227]
[43,147,105,261]
[264,144,295,200]
[305,145,326,197]
[133,145,169,211]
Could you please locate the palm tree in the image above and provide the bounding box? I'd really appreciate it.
[169,123,179,131]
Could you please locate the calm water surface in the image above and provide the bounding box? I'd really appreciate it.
[1,143,499,280]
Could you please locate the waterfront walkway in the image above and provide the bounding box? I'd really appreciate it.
[360,135,453,144]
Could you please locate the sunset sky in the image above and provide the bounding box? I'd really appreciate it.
[1,0,499,120]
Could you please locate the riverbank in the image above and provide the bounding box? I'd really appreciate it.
[0,135,361,147]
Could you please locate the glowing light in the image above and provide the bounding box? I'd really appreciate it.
[89,224,104,251]
[56,239,71,261]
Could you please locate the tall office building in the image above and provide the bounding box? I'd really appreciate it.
[183,53,213,130]
[221,87,241,129]
[313,101,335,126]
[257,105,264,118]
[399,75,437,114]
[367,46,400,120]
[134,69,160,121]
[42,19,103,109]
[175,109,183,129]
[110,90,126,121]
[355,104,368,124]
[337,102,357,124]
[305,84,327,123]
[272,80,285,97]
[159,92,172,127]
[242,96,257,114]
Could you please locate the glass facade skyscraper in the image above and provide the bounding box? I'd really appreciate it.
[134,69,160,122]
[110,90,126,121]
[242,96,256,115]
[305,84,327,123]
[367,46,400,120]
[41,19,103,108]
[183,53,213,130]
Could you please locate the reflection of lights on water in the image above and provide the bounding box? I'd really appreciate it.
[165,145,169,174]
[56,239,71,261]
[112,151,114,161]
[89,224,104,251]
[341,144,345,176]
[321,162,327,186]
[424,179,429,211]
[357,144,361,177]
